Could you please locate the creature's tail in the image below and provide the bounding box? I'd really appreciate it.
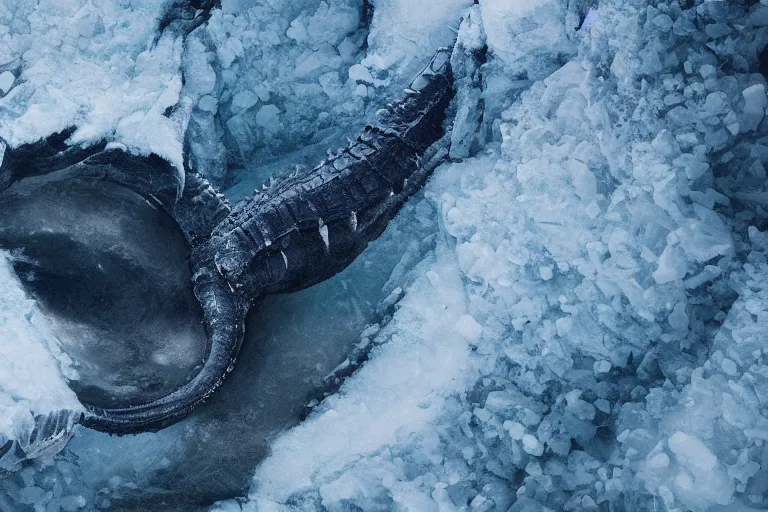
[212,48,455,299]
[81,263,246,433]
[81,171,240,434]
[81,48,455,434]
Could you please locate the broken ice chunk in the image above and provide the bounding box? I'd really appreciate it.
[653,244,688,284]
[593,360,611,375]
[254,84,270,103]
[704,23,732,39]
[699,64,716,80]
[565,390,596,421]
[741,84,766,132]
[504,420,525,440]
[667,431,735,504]
[567,159,597,200]
[473,407,492,423]
[581,9,598,31]
[454,314,482,341]
[75,18,92,38]
[720,358,737,376]
[585,201,601,219]
[652,14,673,32]
[337,37,357,63]
[668,432,717,471]
[254,104,282,132]
[594,399,611,414]
[198,95,218,113]
[485,391,518,413]
[647,452,670,469]
[521,434,544,456]
[525,460,543,476]
[555,316,573,336]
[674,471,694,491]
[509,498,555,512]
[0,71,14,94]
[348,64,374,84]
[673,153,709,180]
[353,84,368,97]
[667,302,689,331]
[231,90,259,113]
[702,92,730,117]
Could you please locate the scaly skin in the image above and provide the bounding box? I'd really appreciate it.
[0,48,455,435]
[213,48,454,298]
[83,47,455,434]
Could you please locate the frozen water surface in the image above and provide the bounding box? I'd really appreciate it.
[3,0,768,511]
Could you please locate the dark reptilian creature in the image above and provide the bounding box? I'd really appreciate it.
[0,47,455,438]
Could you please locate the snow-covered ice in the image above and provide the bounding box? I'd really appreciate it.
[0,252,82,475]
[0,252,81,421]
[3,0,768,510]
[0,0,190,170]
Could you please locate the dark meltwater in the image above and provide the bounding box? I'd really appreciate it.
[0,177,208,409]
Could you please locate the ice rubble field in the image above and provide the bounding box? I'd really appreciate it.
[220,1,768,511]
[1,0,768,511]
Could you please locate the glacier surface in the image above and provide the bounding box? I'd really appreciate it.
[2,0,768,511]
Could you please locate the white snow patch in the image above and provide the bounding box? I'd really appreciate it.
[0,252,82,439]
[249,250,476,507]
[0,1,189,166]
